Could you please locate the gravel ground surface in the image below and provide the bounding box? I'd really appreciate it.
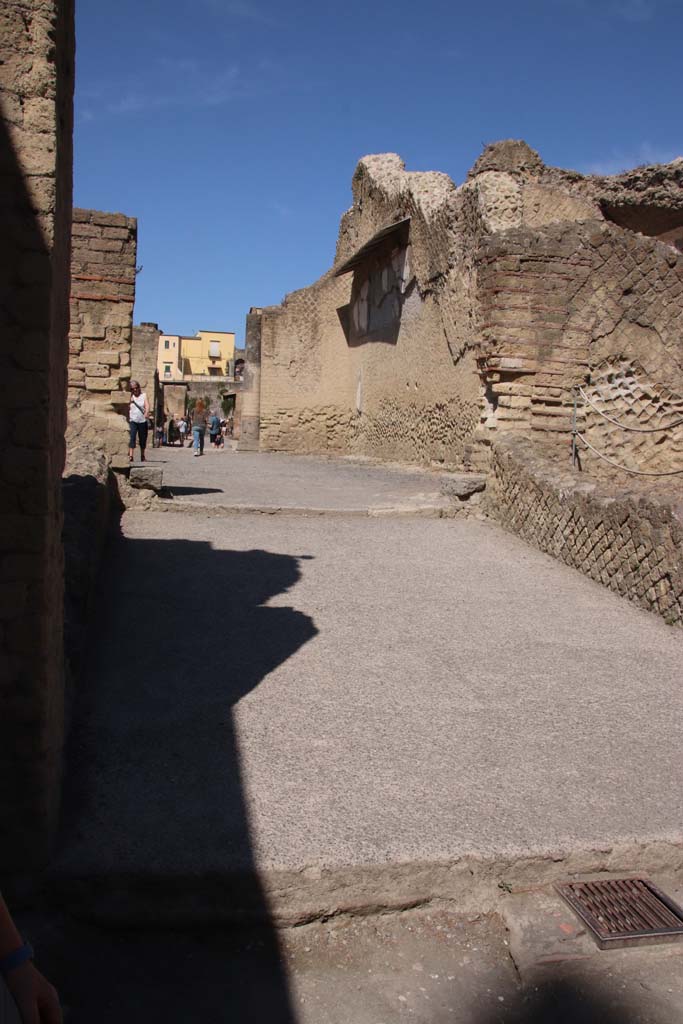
[57,508,683,905]
[17,896,683,1023]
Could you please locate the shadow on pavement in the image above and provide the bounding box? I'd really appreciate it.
[473,974,634,1024]
[54,530,318,1022]
[16,914,302,1024]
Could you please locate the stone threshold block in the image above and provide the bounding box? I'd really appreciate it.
[440,473,487,500]
[129,465,163,493]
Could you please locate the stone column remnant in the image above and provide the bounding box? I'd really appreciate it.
[131,321,160,394]
[237,307,263,451]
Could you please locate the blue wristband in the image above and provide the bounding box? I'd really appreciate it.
[0,943,34,976]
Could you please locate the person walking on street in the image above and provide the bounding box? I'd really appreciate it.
[192,400,207,456]
[209,410,221,449]
[128,380,150,462]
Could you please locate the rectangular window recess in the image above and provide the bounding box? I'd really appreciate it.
[555,877,683,949]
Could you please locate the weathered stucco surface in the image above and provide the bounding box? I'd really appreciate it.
[250,141,683,483]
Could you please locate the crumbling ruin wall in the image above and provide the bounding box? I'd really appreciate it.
[473,220,683,477]
[488,435,683,626]
[258,155,482,465]
[66,209,137,467]
[252,141,683,478]
[463,144,683,477]
[0,0,74,869]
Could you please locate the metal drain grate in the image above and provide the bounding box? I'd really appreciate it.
[555,877,683,949]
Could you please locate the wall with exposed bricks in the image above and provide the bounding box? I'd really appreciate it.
[0,0,75,870]
[487,434,683,626]
[66,208,137,467]
[248,141,683,480]
[475,221,683,477]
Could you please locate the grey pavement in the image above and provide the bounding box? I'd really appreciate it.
[145,445,457,513]
[56,502,683,922]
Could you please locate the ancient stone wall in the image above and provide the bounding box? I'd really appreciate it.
[487,435,683,626]
[0,0,75,869]
[250,142,683,478]
[258,155,483,465]
[131,321,159,393]
[67,209,137,467]
[258,274,356,454]
[473,220,683,478]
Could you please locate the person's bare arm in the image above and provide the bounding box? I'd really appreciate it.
[144,395,150,418]
[0,895,61,1024]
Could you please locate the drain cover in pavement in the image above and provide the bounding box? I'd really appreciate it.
[555,878,683,949]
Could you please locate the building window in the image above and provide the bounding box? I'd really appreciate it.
[164,339,170,349]
[164,364,171,377]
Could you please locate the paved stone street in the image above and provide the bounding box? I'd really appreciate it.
[146,444,457,513]
[52,450,683,1020]
[59,453,683,907]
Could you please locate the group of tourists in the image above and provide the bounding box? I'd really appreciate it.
[128,381,233,461]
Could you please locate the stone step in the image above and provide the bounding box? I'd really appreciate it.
[439,472,487,500]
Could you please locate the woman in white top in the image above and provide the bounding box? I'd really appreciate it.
[128,380,150,462]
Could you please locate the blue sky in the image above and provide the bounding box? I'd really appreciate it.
[75,0,683,343]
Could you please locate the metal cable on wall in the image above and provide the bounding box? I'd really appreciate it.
[571,385,683,477]
[577,386,683,433]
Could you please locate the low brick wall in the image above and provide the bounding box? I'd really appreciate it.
[487,435,683,626]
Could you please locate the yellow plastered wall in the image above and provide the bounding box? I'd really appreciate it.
[181,330,235,375]
[158,334,183,380]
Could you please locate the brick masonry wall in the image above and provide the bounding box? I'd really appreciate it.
[66,209,137,466]
[487,435,683,626]
[0,0,75,869]
[251,143,682,476]
[475,222,683,478]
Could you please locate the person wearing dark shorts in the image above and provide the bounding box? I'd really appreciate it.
[128,380,150,462]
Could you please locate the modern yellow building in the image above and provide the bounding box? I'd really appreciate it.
[158,334,183,380]
[158,330,236,380]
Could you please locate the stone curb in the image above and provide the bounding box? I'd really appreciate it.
[152,499,460,519]
[50,837,683,928]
